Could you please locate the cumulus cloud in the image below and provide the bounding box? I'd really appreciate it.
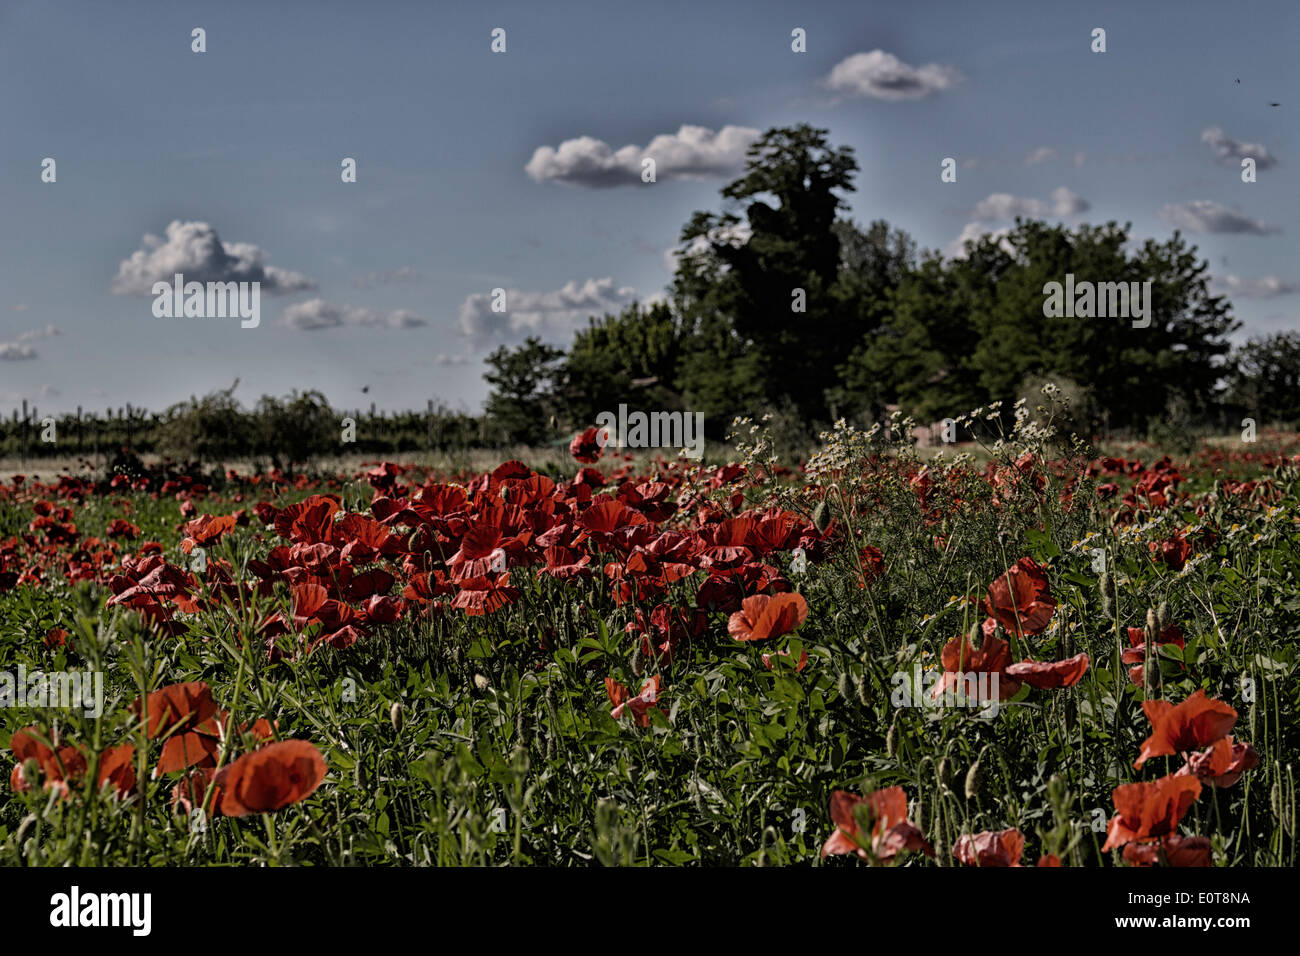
[1201,127,1277,169]
[458,278,641,347]
[1158,200,1280,235]
[971,186,1089,221]
[823,49,962,101]
[1025,147,1058,165]
[0,343,38,360]
[1212,274,1300,298]
[281,298,428,331]
[0,325,60,360]
[353,266,424,289]
[945,222,1015,259]
[112,220,316,296]
[525,124,760,187]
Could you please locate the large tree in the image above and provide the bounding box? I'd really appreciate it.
[841,220,1238,430]
[670,125,863,424]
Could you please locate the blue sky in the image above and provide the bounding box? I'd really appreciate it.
[1,0,1295,416]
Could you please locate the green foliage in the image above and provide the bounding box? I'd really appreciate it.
[1228,332,1300,427]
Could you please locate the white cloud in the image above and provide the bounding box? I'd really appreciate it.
[1158,200,1280,235]
[663,220,752,272]
[1213,274,1299,298]
[112,220,316,295]
[40,384,60,398]
[1201,127,1277,169]
[458,278,641,347]
[1025,147,1058,165]
[434,353,471,366]
[823,49,962,101]
[281,298,429,331]
[0,343,38,361]
[946,222,1014,259]
[971,186,1089,221]
[526,124,760,188]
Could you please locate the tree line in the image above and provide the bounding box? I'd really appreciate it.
[485,125,1296,446]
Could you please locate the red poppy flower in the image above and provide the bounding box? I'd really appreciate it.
[570,426,605,464]
[953,828,1025,867]
[1134,690,1237,769]
[1150,533,1191,571]
[605,675,663,727]
[1121,834,1212,867]
[982,557,1056,638]
[1102,774,1203,850]
[451,573,520,616]
[213,739,327,816]
[1005,653,1089,689]
[931,633,1021,701]
[761,649,809,672]
[181,513,237,553]
[857,545,884,588]
[727,592,808,642]
[1122,624,1185,685]
[131,681,221,739]
[1176,736,1259,788]
[821,787,933,864]
[96,744,137,798]
[1037,854,1062,867]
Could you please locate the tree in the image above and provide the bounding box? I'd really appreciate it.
[158,382,249,465]
[1229,332,1300,426]
[255,390,336,475]
[670,125,861,424]
[557,301,687,427]
[843,220,1238,431]
[483,337,566,445]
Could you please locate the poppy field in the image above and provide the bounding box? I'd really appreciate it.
[1,403,1297,868]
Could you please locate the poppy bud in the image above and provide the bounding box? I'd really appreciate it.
[1099,572,1113,618]
[390,701,403,732]
[855,674,870,707]
[964,758,982,800]
[1156,601,1170,633]
[813,499,831,533]
[630,641,643,678]
[473,673,491,692]
[969,618,984,650]
[885,718,898,758]
[836,671,850,700]
[1144,607,1158,643]
[14,813,37,849]
[938,757,952,789]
